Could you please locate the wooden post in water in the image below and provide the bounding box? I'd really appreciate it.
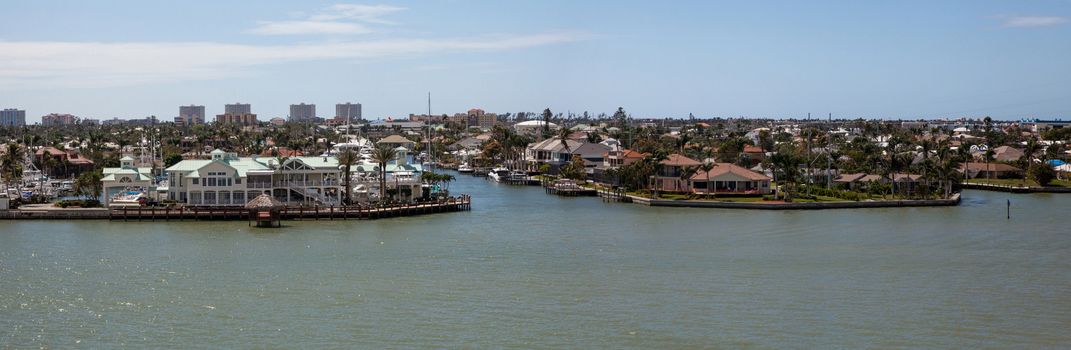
[1007,199,1011,220]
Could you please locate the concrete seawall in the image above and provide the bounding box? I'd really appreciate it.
[961,183,1071,193]
[0,208,110,219]
[628,193,960,210]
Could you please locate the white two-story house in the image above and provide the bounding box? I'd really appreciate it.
[165,149,342,207]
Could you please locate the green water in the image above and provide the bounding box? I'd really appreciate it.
[1,175,1069,348]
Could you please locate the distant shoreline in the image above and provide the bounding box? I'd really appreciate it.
[960,183,1071,194]
[625,193,961,210]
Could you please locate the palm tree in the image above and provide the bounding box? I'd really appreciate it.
[557,126,572,153]
[2,143,25,190]
[698,162,715,198]
[337,148,358,205]
[677,165,696,193]
[371,145,397,202]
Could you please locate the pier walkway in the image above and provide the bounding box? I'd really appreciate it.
[1,196,471,221]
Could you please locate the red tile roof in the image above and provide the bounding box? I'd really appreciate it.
[690,163,771,181]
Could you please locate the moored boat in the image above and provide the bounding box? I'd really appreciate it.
[458,163,474,173]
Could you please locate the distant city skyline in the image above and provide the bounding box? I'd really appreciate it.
[1,0,1069,122]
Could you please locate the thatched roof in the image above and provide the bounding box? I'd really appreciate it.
[245,194,285,210]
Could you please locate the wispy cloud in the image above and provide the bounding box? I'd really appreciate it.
[0,32,591,89]
[996,15,1069,28]
[309,4,406,24]
[249,3,405,35]
[247,21,373,35]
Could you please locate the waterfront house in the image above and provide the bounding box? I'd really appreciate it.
[958,162,1023,179]
[101,156,154,207]
[525,139,611,172]
[834,173,867,190]
[164,149,342,207]
[890,173,925,194]
[602,149,648,169]
[690,163,772,195]
[653,154,702,192]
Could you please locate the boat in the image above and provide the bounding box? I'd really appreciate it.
[110,188,147,207]
[458,163,474,173]
[488,167,510,182]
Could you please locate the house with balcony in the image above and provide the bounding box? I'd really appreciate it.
[163,149,342,207]
[653,154,702,193]
[525,139,611,172]
[603,149,648,169]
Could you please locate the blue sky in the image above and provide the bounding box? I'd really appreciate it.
[1,0,1069,122]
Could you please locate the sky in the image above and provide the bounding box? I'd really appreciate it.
[1,0,1069,122]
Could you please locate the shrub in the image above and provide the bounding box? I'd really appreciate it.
[1028,163,1056,186]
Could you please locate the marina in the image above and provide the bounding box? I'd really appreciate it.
[2,174,1069,348]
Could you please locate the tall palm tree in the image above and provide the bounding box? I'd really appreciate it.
[371,145,397,202]
[337,148,358,205]
[677,165,696,193]
[557,126,572,153]
[698,162,715,198]
[2,143,25,190]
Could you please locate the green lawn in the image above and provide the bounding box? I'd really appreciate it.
[964,178,1071,188]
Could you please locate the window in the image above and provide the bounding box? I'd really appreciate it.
[207,178,217,187]
[235,178,241,185]
[192,178,199,185]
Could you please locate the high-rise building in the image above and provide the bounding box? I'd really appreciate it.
[215,113,258,126]
[335,103,362,122]
[225,103,252,115]
[176,105,205,125]
[289,103,316,122]
[467,108,497,128]
[1,108,26,127]
[41,113,79,126]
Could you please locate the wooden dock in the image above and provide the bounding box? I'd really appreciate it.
[544,183,597,197]
[106,195,471,221]
[597,187,631,202]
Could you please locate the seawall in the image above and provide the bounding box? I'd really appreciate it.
[627,193,960,210]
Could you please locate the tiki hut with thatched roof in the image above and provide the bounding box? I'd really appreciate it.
[246,194,285,228]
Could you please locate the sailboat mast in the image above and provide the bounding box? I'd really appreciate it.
[427,92,433,171]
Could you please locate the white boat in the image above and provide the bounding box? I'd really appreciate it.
[488,167,510,182]
[110,188,147,207]
[458,163,474,173]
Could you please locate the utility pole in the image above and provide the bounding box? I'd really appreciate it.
[827,113,833,189]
